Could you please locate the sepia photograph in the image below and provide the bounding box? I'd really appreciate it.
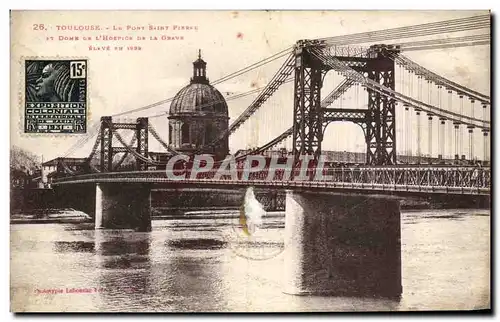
[9,10,491,313]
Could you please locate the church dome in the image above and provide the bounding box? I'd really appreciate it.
[169,83,228,115]
[167,50,230,160]
[169,50,228,116]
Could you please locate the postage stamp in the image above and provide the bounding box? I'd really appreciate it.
[24,59,87,134]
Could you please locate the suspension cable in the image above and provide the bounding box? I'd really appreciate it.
[112,47,294,117]
[311,47,489,129]
[391,53,489,103]
[319,15,489,45]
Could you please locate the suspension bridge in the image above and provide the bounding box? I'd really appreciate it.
[47,14,491,297]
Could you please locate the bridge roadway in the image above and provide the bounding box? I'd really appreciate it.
[53,165,491,197]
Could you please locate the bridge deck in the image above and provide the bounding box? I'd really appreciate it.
[52,166,490,197]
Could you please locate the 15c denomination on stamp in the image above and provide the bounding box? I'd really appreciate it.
[24,59,87,134]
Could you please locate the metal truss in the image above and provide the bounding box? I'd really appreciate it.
[136,117,149,171]
[321,79,356,108]
[292,41,325,159]
[254,191,286,211]
[100,116,113,172]
[323,108,368,122]
[292,41,398,165]
[99,116,149,172]
[322,166,490,188]
[52,165,491,196]
[365,56,396,165]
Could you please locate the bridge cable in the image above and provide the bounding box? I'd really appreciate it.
[310,47,489,129]
[390,53,490,103]
[482,103,489,162]
[61,122,101,158]
[229,74,359,160]
[468,99,475,162]
[111,47,294,117]
[195,52,296,154]
[319,15,489,45]
[114,132,138,170]
[395,34,490,48]
[144,80,291,118]
[407,70,413,159]
[459,94,465,160]
[58,46,294,158]
[58,15,490,160]
[400,40,490,53]
[437,85,445,160]
[319,14,489,42]
[416,75,422,162]
[427,80,433,160]
[399,64,405,160]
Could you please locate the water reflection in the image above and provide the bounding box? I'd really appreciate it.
[158,255,227,312]
[92,230,152,311]
[167,238,227,250]
[53,241,95,253]
[10,209,490,312]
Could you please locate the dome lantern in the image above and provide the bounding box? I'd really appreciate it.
[191,49,209,85]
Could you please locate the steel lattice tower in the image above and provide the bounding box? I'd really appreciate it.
[292,40,326,160]
[100,116,113,172]
[292,41,398,165]
[99,117,149,172]
[136,117,149,171]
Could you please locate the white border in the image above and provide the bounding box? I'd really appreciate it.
[3,1,498,321]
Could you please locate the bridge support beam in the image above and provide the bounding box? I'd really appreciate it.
[95,183,152,232]
[283,191,401,298]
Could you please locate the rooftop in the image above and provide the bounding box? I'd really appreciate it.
[42,157,88,167]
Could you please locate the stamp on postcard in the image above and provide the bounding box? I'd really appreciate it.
[24,59,87,134]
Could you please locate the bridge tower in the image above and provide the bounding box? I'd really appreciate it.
[292,41,398,165]
[99,116,149,172]
[292,40,326,160]
[100,116,113,172]
[136,117,149,171]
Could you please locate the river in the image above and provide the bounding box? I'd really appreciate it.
[10,209,490,312]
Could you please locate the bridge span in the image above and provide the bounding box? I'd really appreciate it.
[53,165,490,197]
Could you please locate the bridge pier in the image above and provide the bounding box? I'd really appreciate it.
[95,183,152,232]
[283,191,402,298]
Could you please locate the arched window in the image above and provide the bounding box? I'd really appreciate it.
[181,123,190,144]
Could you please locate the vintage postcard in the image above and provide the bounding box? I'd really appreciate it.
[10,10,491,312]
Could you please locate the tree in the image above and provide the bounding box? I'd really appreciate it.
[10,146,40,174]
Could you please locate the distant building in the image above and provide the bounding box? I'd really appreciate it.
[10,167,31,189]
[10,165,43,189]
[234,149,366,164]
[42,157,88,187]
[168,50,229,160]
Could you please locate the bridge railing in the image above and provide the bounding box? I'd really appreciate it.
[53,165,491,191]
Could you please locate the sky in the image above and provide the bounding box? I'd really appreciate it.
[10,10,490,162]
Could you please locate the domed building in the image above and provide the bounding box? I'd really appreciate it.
[168,50,229,160]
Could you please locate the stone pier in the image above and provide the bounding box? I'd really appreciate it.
[283,191,402,298]
[95,183,152,232]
